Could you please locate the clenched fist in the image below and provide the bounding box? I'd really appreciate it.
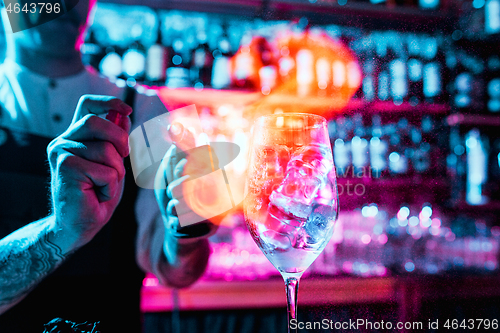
[47,95,132,248]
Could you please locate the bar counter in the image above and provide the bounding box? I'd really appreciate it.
[142,274,500,331]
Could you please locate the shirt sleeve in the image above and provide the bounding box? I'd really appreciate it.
[134,184,167,280]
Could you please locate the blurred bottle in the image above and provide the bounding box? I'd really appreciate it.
[99,46,123,80]
[423,61,443,104]
[122,39,147,81]
[297,49,314,96]
[166,39,191,88]
[411,115,433,176]
[387,119,409,176]
[278,45,296,86]
[447,128,466,204]
[485,0,500,34]
[145,23,167,85]
[211,28,233,89]
[486,55,500,113]
[332,58,346,97]
[257,36,278,94]
[465,129,489,205]
[389,58,408,104]
[351,114,369,175]
[362,50,378,102]
[316,57,331,96]
[369,115,388,178]
[191,33,214,87]
[333,117,351,177]
[80,29,104,71]
[377,50,393,101]
[407,36,424,106]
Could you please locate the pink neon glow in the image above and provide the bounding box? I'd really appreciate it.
[361,234,372,244]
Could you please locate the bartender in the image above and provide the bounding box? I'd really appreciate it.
[0,0,216,331]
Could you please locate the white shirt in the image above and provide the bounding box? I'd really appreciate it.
[0,58,165,136]
[0,58,170,284]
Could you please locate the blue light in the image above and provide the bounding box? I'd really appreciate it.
[426,264,438,274]
[452,30,463,41]
[486,0,500,34]
[390,59,408,100]
[405,261,415,272]
[423,63,441,98]
[473,0,486,8]
[454,145,465,155]
[419,0,439,9]
[363,77,375,101]
[172,55,182,66]
[378,72,390,101]
[194,82,204,91]
[488,99,500,112]
[389,152,400,163]
[408,59,423,81]
[488,78,500,98]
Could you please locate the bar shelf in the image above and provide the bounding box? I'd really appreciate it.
[156,87,450,118]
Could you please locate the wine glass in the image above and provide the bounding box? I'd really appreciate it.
[244,113,339,332]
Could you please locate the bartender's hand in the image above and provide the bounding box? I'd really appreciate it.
[153,123,220,287]
[154,123,219,241]
[0,95,132,315]
[47,95,132,249]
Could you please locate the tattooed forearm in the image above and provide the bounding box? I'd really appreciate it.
[0,218,70,314]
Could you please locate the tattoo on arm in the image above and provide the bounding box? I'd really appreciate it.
[0,222,68,312]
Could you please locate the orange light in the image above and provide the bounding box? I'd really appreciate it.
[228,30,362,118]
[182,168,234,225]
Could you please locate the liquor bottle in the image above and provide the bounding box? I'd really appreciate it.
[316,57,331,95]
[99,46,123,80]
[362,50,378,102]
[191,33,214,87]
[278,45,295,87]
[466,129,489,205]
[450,44,474,111]
[332,59,346,96]
[145,23,167,85]
[390,58,408,104]
[166,38,191,88]
[411,121,431,175]
[423,61,442,104]
[296,49,314,96]
[168,38,187,68]
[230,44,257,89]
[351,114,369,176]
[387,118,409,176]
[333,117,351,177]
[407,36,424,106]
[122,39,147,81]
[486,55,500,113]
[485,0,500,34]
[369,115,388,178]
[378,50,395,102]
[211,29,233,89]
[80,29,104,71]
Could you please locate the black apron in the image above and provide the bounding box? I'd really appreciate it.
[0,88,145,333]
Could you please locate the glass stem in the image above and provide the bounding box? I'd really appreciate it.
[284,274,301,333]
